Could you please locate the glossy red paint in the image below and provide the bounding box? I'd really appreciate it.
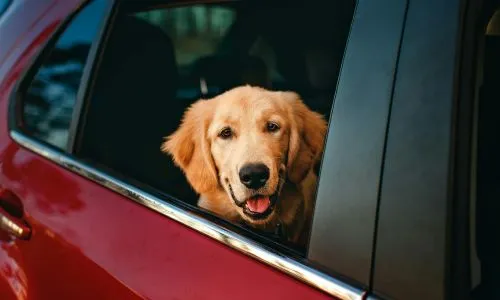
[0,1,336,299]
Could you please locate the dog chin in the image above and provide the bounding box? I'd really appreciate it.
[239,208,276,225]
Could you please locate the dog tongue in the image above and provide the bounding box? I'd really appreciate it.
[246,196,271,213]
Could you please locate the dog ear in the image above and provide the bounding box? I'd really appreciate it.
[284,92,328,183]
[161,99,219,194]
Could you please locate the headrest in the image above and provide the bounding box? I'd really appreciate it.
[80,14,195,201]
[96,15,178,105]
[192,54,270,97]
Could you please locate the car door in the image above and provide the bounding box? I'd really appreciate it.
[0,1,145,298]
[0,0,406,299]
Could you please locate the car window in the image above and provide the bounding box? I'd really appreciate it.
[19,0,107,149]
[75,1,355,254]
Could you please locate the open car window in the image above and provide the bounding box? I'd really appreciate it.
[75,1,355,255]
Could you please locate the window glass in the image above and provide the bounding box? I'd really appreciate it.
[78,1,354,254]
[0,0,11,18]
[21,0,107,149]
[138,6,235,67]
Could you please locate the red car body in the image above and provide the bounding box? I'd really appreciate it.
[0,0,337,299]
[0,0,360,299]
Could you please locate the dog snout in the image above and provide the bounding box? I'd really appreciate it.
[239,163,269,189]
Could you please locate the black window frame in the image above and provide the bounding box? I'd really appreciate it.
[307,0,408,289]
[7,0,408,298]
[370,0,478,299]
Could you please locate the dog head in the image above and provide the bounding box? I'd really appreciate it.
[162,86,327,225]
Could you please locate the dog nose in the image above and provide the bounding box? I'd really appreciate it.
[239,163,269,189]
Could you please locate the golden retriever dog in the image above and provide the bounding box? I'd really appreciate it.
[162,85,327,247]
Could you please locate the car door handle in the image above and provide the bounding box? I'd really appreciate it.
[0,189,31,240]
[0,207,31,240]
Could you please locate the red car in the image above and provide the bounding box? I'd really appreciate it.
[0,0,497,299]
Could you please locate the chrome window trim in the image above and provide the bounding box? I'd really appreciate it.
[10,129,364,300]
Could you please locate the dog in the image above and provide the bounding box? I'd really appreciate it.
[162,85,327,247]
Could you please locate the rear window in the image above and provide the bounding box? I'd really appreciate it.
[20,0,108,149]
[76,1,354,255]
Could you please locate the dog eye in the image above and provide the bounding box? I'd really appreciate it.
[218,127,233,139]
[266,122,280,132]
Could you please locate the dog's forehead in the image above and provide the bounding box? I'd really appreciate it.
[215,89,284,116]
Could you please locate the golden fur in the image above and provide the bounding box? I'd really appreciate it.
[162,85,327,247]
